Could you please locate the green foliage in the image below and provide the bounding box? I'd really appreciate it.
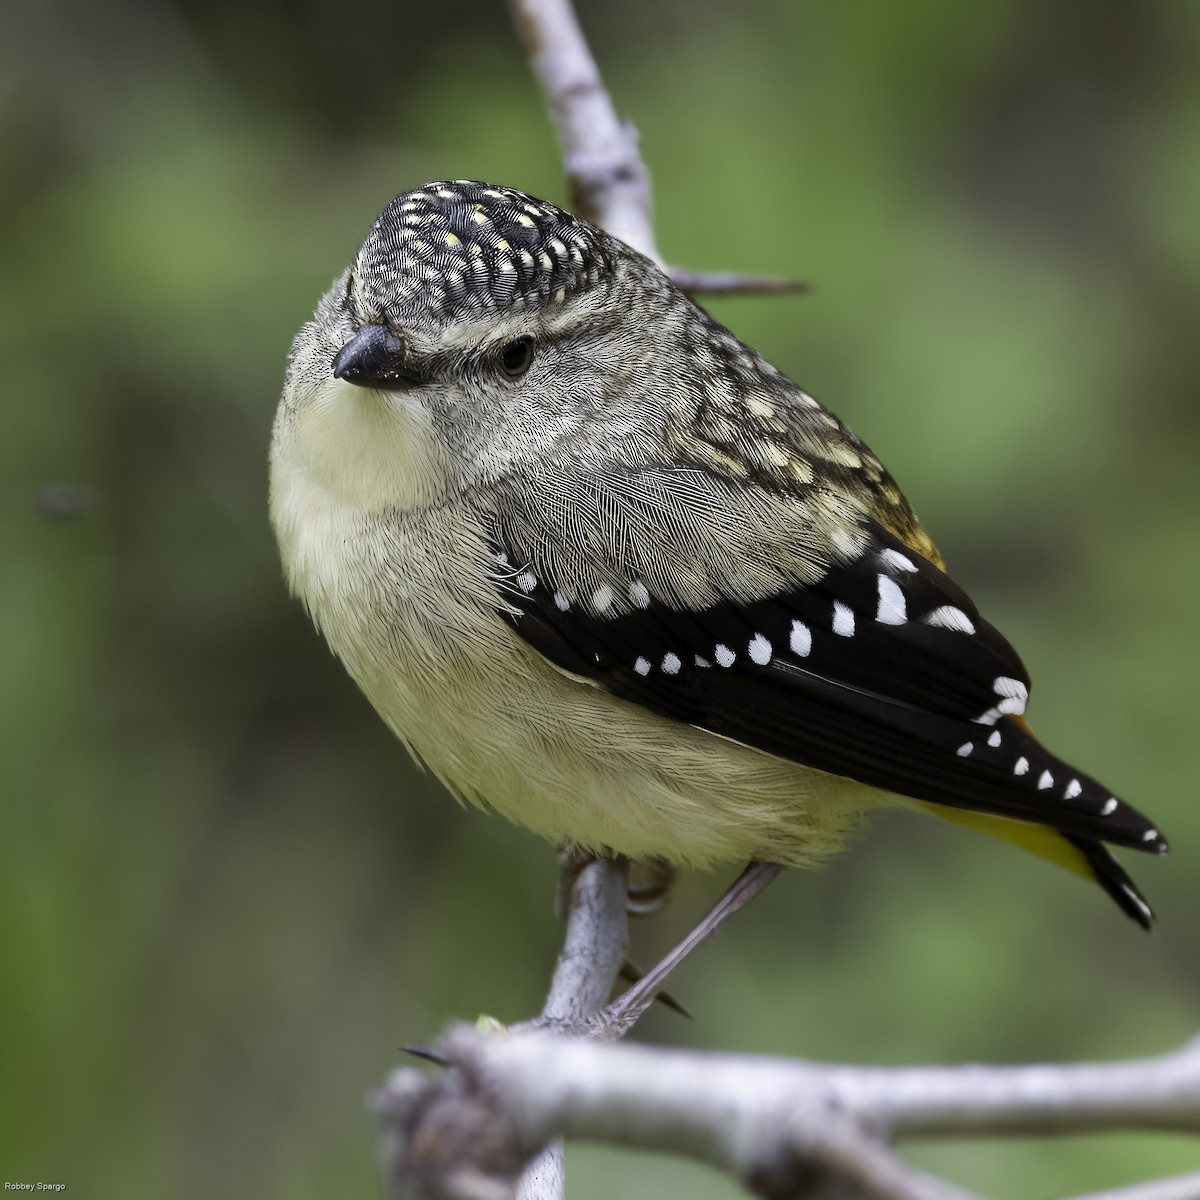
[2,1,1197,1195]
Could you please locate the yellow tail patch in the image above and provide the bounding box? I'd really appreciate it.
[919,802,1093,881]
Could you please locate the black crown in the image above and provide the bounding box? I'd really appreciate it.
[354,180,612,325]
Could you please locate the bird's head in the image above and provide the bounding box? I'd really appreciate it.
[275,180,687,512]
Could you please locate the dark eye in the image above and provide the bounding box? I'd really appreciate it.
[499,337,534,378]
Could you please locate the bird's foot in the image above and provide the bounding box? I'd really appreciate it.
[587,860,783,1039]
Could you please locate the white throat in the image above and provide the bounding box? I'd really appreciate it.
[280,376,450,512]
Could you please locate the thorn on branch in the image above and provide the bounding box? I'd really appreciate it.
[617,961,693,1020]
[402,1044,450,1067]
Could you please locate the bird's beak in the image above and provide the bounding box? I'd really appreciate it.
[331,324,421,388]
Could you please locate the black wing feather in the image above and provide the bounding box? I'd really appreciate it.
[496,518,1166,859]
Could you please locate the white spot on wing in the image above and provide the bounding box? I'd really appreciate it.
[748,633,772,665]
[1064,778,1083,799]
[957,742,973,757]
[880,548,917,573]
[694,655,712,669]
[1014,756,1029,775]
[662,652,681,675]
[553,591,570,611]
[832,601,855,637]
[1038,769,1054,790]
[715,644,736,668]
[592,585,613,612]
[789,620,812,657]
[633,656,651,676]
[987,730,1002,747]
[875,575,907,625]
[1101,797,1118,816]
[924,606,976,635]
[517,571,537,593]
[1143,828,1159,843]
[629,581,650,609]
[992,676,1028,716]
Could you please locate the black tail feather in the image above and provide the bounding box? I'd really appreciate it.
[1069,836,1155,931]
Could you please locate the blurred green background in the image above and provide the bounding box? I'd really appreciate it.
[2,0,1198,1195]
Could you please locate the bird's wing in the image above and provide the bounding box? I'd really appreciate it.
[488,463,1165,862]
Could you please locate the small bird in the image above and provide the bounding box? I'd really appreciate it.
[271,179,1166,942]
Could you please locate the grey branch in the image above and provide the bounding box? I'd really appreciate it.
[516,853,629,1199]
[464,1029,1200,1142]
[540,852,629,1024]
[373,1028,1200,1200]
[1062,1172,1200,1200]
[667,267,811,297]
[506,0,659,264]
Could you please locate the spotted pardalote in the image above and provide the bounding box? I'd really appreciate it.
[270,180,1166,929]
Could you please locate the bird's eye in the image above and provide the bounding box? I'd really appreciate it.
[499,337,534,378]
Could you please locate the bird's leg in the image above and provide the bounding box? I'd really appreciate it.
[554,849,686,1013]
[588,860,784,1038]
[616,959,693,1019]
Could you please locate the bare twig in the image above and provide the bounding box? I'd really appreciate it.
[540,852,629,1024]
[372,1029,1200,1198]
[455,1029,1200,1147]
[506,0,816,301]
[517,854,629,1199]
[506,0,659,263]
[1061,1172,1200,1200]
[667,267,810,297]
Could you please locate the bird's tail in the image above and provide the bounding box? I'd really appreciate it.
[919,802,1155,930]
